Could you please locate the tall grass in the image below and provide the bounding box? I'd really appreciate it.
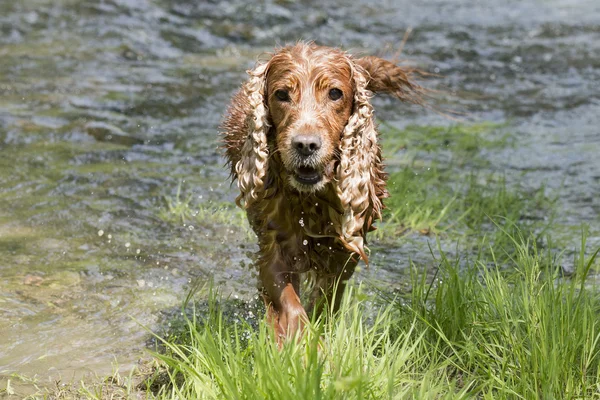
[145,228,600,399]
[136,123,596,399]
[149,287,455,399]
[402,228,600,398]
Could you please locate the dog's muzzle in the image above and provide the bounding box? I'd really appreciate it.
[290,133,325,186]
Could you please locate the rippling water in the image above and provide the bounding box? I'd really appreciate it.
[0,0,598,383]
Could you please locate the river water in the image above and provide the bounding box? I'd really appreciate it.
[1,0,599,385]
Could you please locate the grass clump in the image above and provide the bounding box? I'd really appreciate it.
[405,229,600,398]
[158,181,248,230]
[375,122,554,252]
[149,287,453,399]
[381,122,511,162]
[143,229,600,399]
[379,167,552,240]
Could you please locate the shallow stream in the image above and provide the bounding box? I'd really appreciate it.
[1,0,599,386]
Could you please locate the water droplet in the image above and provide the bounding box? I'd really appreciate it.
[125,242,131,248]
[98,230,104,237]
[303,239,308,245]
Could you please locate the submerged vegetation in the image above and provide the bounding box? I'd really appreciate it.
[159,181,248,230]
[379,123,548,236]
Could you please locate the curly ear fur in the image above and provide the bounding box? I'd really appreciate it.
[234,62,271,208]
[335,62,386,263]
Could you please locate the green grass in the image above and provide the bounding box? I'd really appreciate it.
[159,181,249,231]
[381,122,512,163]
[376,161,554,242]
[129,228,599,399]
[102,122,597,400]
[409,229,600,398]
[373,123,555,269]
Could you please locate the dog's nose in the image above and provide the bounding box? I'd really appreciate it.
[292,134,322,157]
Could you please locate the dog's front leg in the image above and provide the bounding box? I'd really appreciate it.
[259,238,307,342]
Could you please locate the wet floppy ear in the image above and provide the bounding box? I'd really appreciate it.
[355,55,426,105]
[336,62,386,263]
[233,61,271,208]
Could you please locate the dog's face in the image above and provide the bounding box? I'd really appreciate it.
[265,46,354,193]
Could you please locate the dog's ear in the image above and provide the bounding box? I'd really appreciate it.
[355,56,425,105]
[224,60,271,208]
[335,62,387,264]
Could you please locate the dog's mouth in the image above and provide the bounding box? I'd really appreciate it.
[294,166,322,185]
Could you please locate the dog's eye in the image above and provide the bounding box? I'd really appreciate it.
[274,89,290,102]
[328,88,343,101]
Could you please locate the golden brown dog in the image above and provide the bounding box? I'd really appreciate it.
[221,42,424,341]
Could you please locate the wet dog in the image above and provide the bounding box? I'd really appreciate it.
[221,42,424,341]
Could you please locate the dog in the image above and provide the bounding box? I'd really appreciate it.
[221,42,424,340]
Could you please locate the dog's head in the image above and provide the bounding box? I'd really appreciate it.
[233,42,424,254]
[264,44,355,192]
[236,43,379,197]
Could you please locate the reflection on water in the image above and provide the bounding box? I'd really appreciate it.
[0,0,599,383]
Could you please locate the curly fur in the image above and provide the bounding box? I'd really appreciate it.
[220,42,425,341]
[234,62,271,207]
[336,62,383,261]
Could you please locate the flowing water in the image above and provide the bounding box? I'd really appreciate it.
[1,0,599,387]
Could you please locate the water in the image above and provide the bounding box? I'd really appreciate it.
[0,0,599,385]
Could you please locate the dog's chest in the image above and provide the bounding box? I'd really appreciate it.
[275,188,351,269]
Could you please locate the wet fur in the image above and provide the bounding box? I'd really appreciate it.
[221,42,424,340]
